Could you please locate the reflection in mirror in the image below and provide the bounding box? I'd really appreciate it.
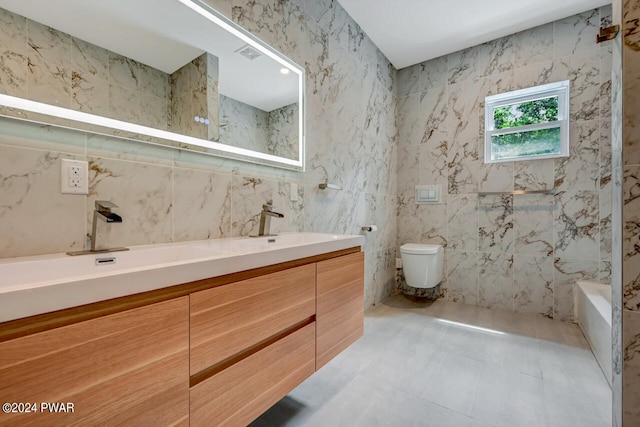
[0,0,304,170]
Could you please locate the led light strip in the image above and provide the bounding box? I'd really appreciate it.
[0,94,301,167]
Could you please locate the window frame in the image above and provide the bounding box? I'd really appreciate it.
[484,80,570,164]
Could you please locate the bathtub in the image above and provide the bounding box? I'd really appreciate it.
[574,281,612,386]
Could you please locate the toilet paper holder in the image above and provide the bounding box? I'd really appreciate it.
[361,225,377,232]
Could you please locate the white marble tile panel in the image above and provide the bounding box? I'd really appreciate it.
[601,44,613,120]
[230,175,276,237]
[447,194,478,251]
[554,9,600,57]
[448,139,479,194]
[86,132,174,166]
[396,63,421,97]
[513,23,553,67]
[0,146,85,257]
[478,252,514,311]
[479,194,514,253]
[420,85,448,146]
[270,181,305,235]
[447,80,481,143]
[396,92,424,147]
[566,52,601,122]
[623,309,640,425]
[514,254,554,318]
[514,194,554,256]
[108,52,139,90]
[447,45,480,85]
[623,165,640,310]
[444,250,479,305]
[419,139,448,188]
[554,190,600,260]
[555,119,600,192]
[87,157,173,248]
[396,194,420,248]
[553,257,599,321]
[108,83,139,123]
[419,203,448,248]
[71,38,108,116]
[0,8,27,97]
[172,168,231,241]
[420,56,447,91]
[397,144,419,197]
[514,159,555,191]
[26,20,71,107]
[477,36,514,77]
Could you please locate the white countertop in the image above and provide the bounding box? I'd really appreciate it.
[0,232,364,323]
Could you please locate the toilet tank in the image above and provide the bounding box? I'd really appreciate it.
[400,244,443,289]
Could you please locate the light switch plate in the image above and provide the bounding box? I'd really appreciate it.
[415,185,441,204]
[290,183,298,202]
[61,159,89,195]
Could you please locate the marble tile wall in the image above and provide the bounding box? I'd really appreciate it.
[268,102,299,159]
[0,0,397,309]
[396,7,613,322]
[170,52,220,141]
[0,7,171,131]
[612,0,640,424]
[219,94,270,153]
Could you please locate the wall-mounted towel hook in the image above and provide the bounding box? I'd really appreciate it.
[597,25,620,43]
[319,182,342,190]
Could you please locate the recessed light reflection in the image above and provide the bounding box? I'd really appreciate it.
[436,318,505,335]
[280,67,290,74]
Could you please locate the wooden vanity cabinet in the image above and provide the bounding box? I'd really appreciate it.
[189,264,317,425]
[189,264,316,375]
[316,251,365,369]
[0,297,189,427]
[0,248,364,427]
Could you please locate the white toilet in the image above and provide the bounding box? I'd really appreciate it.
[400,243,444,288]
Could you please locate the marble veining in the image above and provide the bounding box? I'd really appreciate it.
[396,6,612,319]
[479,195,513,253]
[0,0,396,312]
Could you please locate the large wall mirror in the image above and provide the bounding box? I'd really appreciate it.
[0,0,305,170]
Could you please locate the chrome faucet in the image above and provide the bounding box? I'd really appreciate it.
[66,200,128,255]
[90,201,123,251]
[256,201,284,237]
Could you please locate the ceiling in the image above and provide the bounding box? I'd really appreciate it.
[337,0,611,70]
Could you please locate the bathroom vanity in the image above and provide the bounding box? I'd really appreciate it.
[0,233,364,426]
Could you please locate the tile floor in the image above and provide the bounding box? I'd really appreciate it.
[251,294,612,427]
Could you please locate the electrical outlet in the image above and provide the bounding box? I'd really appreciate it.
[396,258,403,269]
[290,183,298,202]
[61,159,89,195]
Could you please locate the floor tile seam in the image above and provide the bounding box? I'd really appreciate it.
[375,378,481,423]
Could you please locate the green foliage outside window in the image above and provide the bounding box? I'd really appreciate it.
[493,97,559,130]
[491,96,561,158]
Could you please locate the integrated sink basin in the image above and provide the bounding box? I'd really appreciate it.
[0,232,364,323]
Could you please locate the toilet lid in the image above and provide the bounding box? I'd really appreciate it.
[400,243,441,254]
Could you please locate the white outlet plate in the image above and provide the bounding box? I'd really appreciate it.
[290,183,298,202]
[61,159,89,195]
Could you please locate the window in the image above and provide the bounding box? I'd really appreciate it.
[484,80,569,163]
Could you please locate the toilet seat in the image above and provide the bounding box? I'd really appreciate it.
[400,243,441,255]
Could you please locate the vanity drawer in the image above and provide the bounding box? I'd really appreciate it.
[316,251,365,369]
[190,322,315,426]
[190,263,316,374]
[0,298,189,427]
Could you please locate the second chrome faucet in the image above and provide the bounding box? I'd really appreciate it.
[255,201,284,237]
